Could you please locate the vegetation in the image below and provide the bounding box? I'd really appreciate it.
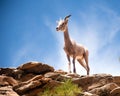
[40,79,82,96]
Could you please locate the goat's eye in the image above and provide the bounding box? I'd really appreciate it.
[61,23,65,26]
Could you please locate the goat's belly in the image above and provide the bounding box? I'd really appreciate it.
[70,55,83,60]
[76,55,83,59]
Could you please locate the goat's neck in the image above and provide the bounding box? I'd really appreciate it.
[63,27,72,47]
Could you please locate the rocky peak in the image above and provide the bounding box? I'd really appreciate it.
[0,61,120,96]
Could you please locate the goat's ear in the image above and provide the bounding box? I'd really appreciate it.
[64,15,71,20]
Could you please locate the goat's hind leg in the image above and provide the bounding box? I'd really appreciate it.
[77,59,87,73]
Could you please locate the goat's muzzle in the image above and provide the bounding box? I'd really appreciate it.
[56,27,59,31]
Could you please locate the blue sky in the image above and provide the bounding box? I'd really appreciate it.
[0,0,120,75]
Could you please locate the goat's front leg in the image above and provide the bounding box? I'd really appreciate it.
[73,57,76,73]
[67,55,71,73]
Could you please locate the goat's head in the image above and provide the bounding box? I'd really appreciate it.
[56,15,71,32]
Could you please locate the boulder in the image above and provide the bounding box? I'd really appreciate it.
[65,73,80,78]
[0,68,15,76]
[55,69,67,74]
[1,62,120,96]
[0,86,19,96]
[12,69,24,79]
[13,75,51,95]
[43,80,61,89]
[89,83,118,96]
[24,80,61,96]
[56,74,72,82]
[88,78,113,90]
[110,87,120,96]
[72,76,94,90]
[14,80,42,94]
[0,68,24,79]
[92,74,113,83]
[0,75,18,86]
[113,76,120,86]
[44,72,60,80]
[92,74,112,78]
[17,62,54,74]
[20,73,36,82]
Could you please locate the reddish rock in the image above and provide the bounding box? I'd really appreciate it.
[15,80,42,94]
[72,76,94,90]
[13,75,51,95]
[0,75,18,86]
[0,86,19,96]
[110,87,120,96]
[20,73,35,82]
[65,73,80,78]
[0,68,24,79]
[55,74,72,82]
[92,74,113,83]
[44,72,60,80]
[88,78,113,90]
[83,92,98,96]
[24,77,52,96]
[43,80,61,89]
[55,69,67,74]
[89,83,118,95]
[1,62,120,96]
[17,62,54,74]
[113,76,120,86]
[40,77,52,84]
[14,80,41,94]
[0,68,15,76]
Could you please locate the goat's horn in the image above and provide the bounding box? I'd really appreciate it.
[64,15,71,20]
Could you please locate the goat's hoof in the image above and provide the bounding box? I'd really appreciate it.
[69,71,72,73]
[87,72,89,75]
[73,71,76,74]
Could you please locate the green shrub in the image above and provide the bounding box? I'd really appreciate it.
[40,79,82,96]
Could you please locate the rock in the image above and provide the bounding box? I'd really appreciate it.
[55,69,67,74]
[0,68,24,79]
[17,61,54,74]
[19,73,35,82]
[12,69,24,79]
[92,74,113,83]
[44,72,60,80]
[15,80,42,95]
[43,80,61,89]
[83,92,98,96]
[92,74,112,78]
[110,87,120,96]
[72,76,94,90]
[1,62,120,96]
[0,75,18,86]
[56,74,72,82]
[14,80,41,94]
[24,80,61,96]
[28,75,43,82]
[88,78,113,90]
[65,73,80,78]
[45,72,72,82]
[13,75,51,95]
[40,77,52,84]
[113,76,120,86]
[0,86,19,96]
[0,68,15,76]
[89,83,118,96]
[23,87,43,96]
